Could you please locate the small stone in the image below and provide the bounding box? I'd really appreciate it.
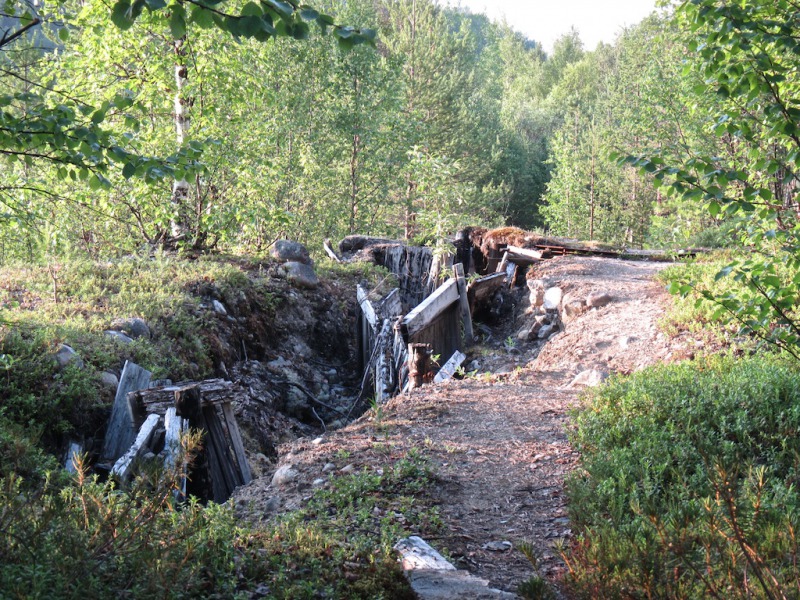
[563,299,586,320]
[312,478,326,487]
[586,291,613,308]
[618,336,632,349]
[340,464,355,473]
[284,261,319,289]
[271,239,311,264]
[543,287,563,311]
[255,453,269,463]
[212,299,228,315]
[271,464,298,487]
[538,323,557,339]
[111,317,151,339]
[322,462,336,473]
[482,540,513,552]
[311,437,324,445]
[568,369,608,388]
[264,496,281,512]
[54,344,83,369]
[104,330,134,344]
[142,451,156,462]
[100,372,119,389]
[516,327,533,342]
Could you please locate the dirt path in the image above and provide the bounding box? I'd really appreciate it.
[235,256,694,596]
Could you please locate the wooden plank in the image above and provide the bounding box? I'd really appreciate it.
[357,285,378,330]
[373,319,394,402]
[221,402,252,484]
[129,379,233,417]
[402,278,459,338]
[64,441,83,474]
[379,288,402,318]
[453,263,474,344]
[203,405,240,497]
[467,272,506,313]
[112,413,160,481]
[496,250,509,274]
[433,350,467,383]
[163,408,188,498]
[102,361,152,462]
[505,245,543,263]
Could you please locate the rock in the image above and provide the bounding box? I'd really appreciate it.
[322,462,336,473]
[284,261,319,290]
[111,317,151,339]
[212,299,228,315]
[516,326,533,342]
[586,291,614,308]
[311,436,324,445]
[482,540,512,552]
[563,299,586,320]
[271,464,298,487]
[543,287,563,311]
[568,369,608,388]
[527,279,545,308]
[100,371,119,389]
[538,323,557,339]
[312,478,326,487]
[271,239,312,265]
[104,330,133,344]
[264,496,281,512]
[340,464,355,474]
[619,336,632,349]
[54,344,83,369]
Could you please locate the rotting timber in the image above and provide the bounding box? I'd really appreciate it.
[340,227,698,404]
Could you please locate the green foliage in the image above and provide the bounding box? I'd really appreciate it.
[627,1,800,357]
[565,355,800,598]
[0,443,435,598]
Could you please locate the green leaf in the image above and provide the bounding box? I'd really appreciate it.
[111,0,135,30]
[170,9,186,38]
[122,162,137,179]
[145,0,167,9]
[89,174,102,190]
[299,8,319,21]
[58,27,69,42]
[191,5,214,28]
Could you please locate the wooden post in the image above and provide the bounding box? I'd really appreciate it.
[452,263,474,345]
[102,361,152,463]
[408,343,431,391]
[221,402,252,484]
[112,413,160,481]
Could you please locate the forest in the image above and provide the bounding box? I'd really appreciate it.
[2,0,735,261]
[3,0,800,598]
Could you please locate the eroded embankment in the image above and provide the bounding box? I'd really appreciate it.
[233,255,700,596]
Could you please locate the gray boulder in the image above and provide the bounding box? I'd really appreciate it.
[543,287,563,311]
[111,317,151,339]
[272,240,311,265]
[54,344,83,369]
[104,330,134,344]
[284,261,319,289]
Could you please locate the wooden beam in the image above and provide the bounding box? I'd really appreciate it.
[163,408,188,498]
[112,413,160,481]
[129,379,233,417]
[402,279,459,338]
[357,285,378,330]
[433,350,467,383]
[466,272,506,314]
[221,402,252,484]
[452,263,474,344]
[102,361,152,462]
[505,245,543,264]
[379,288,402,319]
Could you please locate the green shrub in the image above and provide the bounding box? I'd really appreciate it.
[565,355,800,599]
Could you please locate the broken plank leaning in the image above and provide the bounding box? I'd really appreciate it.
[102,361,152,463]
[112,413,160,481]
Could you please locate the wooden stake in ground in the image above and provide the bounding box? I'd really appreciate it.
[408,343,432,391]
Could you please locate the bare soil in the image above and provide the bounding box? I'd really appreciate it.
[233,255,699,597]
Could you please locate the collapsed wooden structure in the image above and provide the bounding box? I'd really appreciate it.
[99,361,250,502]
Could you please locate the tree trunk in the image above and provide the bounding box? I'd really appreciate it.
[170,37,191,243]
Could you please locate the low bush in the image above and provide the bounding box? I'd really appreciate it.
[565,354,800,599]
[0,445,436,599]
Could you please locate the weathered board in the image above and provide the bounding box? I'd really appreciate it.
[433,350,467,383]
[467,272,506,314]
[452,263,474,344]
[102,361,152,463]
[402,279,459,338]
[112,413,160,481]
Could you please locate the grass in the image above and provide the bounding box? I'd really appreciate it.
[564,354,800,599]
[0,445,438,599]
